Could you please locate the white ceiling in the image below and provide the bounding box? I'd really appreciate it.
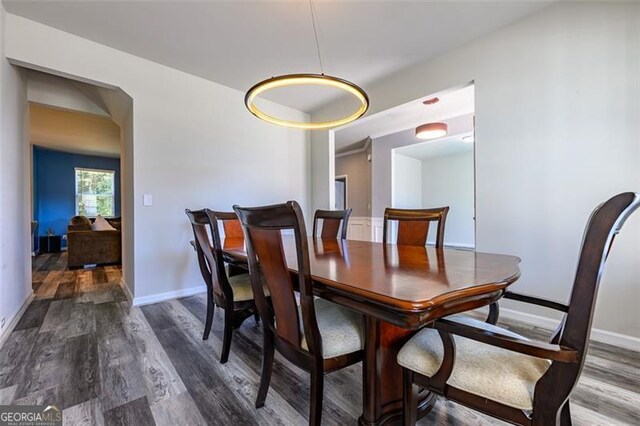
[4,0,552,112]
[395,133,473,161]
[335,84,474,152]
[30,104,121,158]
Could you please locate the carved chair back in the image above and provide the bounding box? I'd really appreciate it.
[534,192,640,411]
[185,209,236,303]
[234,201,322,356]
[383,207,449,247]
[312,208,352,240]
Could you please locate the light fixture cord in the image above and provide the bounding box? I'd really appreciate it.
[309,0,325,74]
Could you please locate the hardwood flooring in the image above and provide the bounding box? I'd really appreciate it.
[0,252,637,425]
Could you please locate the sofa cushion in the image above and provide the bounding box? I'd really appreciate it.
[92,215,117,231]
[70,215,92,230]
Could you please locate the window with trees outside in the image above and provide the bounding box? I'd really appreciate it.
[75,168,115,217]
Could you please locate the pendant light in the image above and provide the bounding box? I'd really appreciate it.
[244,1,369,130]
[415,98,448,140]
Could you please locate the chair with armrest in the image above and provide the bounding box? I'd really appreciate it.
[234,201,363,426]
[312,208,352,240]
[399,192,640,425]
[383,207,449,248]
[185,209,261,363]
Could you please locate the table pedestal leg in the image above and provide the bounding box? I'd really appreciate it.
[359,317,436,426]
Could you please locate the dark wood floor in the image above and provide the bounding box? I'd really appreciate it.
[0,252,637,425]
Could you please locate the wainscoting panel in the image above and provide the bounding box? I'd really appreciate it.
[346,217,384,242]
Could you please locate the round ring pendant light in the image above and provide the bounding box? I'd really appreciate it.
[245,1,369,130]
[245,74,369,130]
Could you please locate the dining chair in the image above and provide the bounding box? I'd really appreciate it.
[185,209,262,363]
[234,201,364,426]
[398,192,640,425]
[312,208,352,240]
[383,207,449,248]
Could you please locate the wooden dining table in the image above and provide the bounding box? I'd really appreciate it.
[222,236,521,425]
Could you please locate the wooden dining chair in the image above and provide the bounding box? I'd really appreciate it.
[234,201,364,425]
[312,208,352,240]
[383,207,449,247]
[398,192,640,425]
[185,209,262,363]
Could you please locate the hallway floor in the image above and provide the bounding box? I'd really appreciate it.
[0,252,637,425]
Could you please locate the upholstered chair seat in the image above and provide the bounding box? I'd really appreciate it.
[228,273,270,301]
[301,298,363,358]
[398,315,551,410]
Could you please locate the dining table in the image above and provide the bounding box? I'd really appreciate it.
[222,236,521,426]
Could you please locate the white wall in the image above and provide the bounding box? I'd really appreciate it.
[5,14,311,303]
[334,150,371,216]
[421,151,475,247]
[0,4,31,342]
[392,153,422,209]
[372,115,473,218]
[312,2,640,344]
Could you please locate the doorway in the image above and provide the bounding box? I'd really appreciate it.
[330,83,475,245]
[334,176,347,210]
[22,68,134,299]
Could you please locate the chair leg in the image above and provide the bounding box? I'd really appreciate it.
[560,402,572,426]
[309,366,324,426]
[256,329,275,408]
[403,368,417,426]
[533,405,564,426]
[220,308,234,364]
[203,289,215,340]
[254,312,260,324]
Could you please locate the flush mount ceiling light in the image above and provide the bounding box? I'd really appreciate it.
[415,97,448,140]
[244,1,369,130]
[415,122,448,140]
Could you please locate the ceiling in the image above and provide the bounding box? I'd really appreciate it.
[4,1,552,112]
[30,104,121,158]
[395,133,473,161]
[335,84,474,153]
[26,69,110,117]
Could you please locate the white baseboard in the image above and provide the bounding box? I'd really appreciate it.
[0,291,35,351]
[499,307,640,352]
[132,285,206,307]
[119,278,134,304]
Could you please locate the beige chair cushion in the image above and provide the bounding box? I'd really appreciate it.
[397,315,551,410]
[228,273,269,301]
[301,298,363,359]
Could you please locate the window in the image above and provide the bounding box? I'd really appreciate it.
[75,168,115,217]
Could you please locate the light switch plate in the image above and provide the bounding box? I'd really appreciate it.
[143,194,153,206]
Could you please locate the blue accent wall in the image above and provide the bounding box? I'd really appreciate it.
[33,146,121,248]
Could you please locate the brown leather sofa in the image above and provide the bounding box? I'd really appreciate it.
[67,216,122,268]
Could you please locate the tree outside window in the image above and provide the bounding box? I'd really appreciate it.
[75,168,115,217]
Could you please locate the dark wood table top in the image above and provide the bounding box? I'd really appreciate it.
[223,236,521,328]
